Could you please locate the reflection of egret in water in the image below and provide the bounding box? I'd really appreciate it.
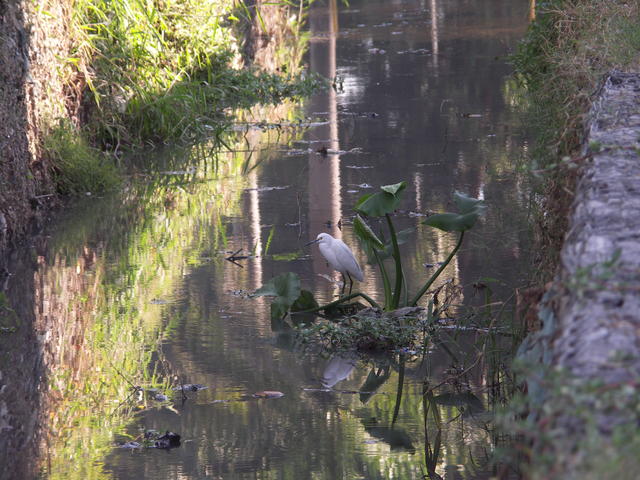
[321,354,357,389]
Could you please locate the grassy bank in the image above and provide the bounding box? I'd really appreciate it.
[506,2,640,478]
[44,0,321,194]
[512,0,640,282]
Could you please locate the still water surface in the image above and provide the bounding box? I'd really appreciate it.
[1,0,531,478]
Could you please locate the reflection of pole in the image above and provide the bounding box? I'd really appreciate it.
[414,172,423,212]
[430,0,439,72]
[247,169,263,292]
[308,0,342,289]
[529,0,536,21]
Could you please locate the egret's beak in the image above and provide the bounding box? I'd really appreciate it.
[304,238,320,247]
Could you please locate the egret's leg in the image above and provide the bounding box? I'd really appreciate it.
[340,273,347,296]
[347,273,354,295]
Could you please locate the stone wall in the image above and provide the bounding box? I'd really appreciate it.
[519,71,640,476]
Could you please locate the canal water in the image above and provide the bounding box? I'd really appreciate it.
[0,0,531,478]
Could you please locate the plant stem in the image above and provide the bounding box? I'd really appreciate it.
[374,249,392,308]
[391,355,406,426]
[401,264,409,307]
[385,213,404,310]
[409,232,465,307]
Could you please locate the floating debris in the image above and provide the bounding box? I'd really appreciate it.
[245,185,290,192]
[150,298,168,305]
[119,441,142,449]
[340,111,379,118]
[154,431,181,449]
[368,48,386,55]
[227,289,252,298]
[173,384,208,392]
[355,183,373,189]
[397,48,430,55]
[284,148,311,156]
[253,391,285,399]
[347,147,365,154]
[345,164,373,169]
[160,167,197,175]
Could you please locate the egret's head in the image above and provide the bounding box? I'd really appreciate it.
[305,232,333,247]
[316,233,332,244]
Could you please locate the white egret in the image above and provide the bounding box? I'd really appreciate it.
[306,233,364,295]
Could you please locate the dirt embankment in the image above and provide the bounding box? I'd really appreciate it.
[0,0,78,252]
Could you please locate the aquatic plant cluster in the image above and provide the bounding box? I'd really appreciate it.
[255,183,485,353]
[44,0,322,194]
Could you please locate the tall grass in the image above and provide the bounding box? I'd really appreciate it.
[512,0,640,281]
[44,119,120,194]
[69,0,321,148]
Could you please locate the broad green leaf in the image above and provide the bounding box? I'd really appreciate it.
[353,193,374,210]
[424,212,478,232]
[354,182,407,217]
[353,214,384,249]
[254,272,301,306]
[270,301,289,321]
[423,193,485,232]
[354,192,399,217]
[380,181,407,196]
[377,227,415,261]
[291,289,319,312]
[453,191,486,214]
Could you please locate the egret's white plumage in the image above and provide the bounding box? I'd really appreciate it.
[307,232,363,294]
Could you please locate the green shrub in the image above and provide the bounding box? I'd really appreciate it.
[44,120,120,195]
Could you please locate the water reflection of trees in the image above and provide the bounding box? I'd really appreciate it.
[0,1,533,478]
[0,121,299,479]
